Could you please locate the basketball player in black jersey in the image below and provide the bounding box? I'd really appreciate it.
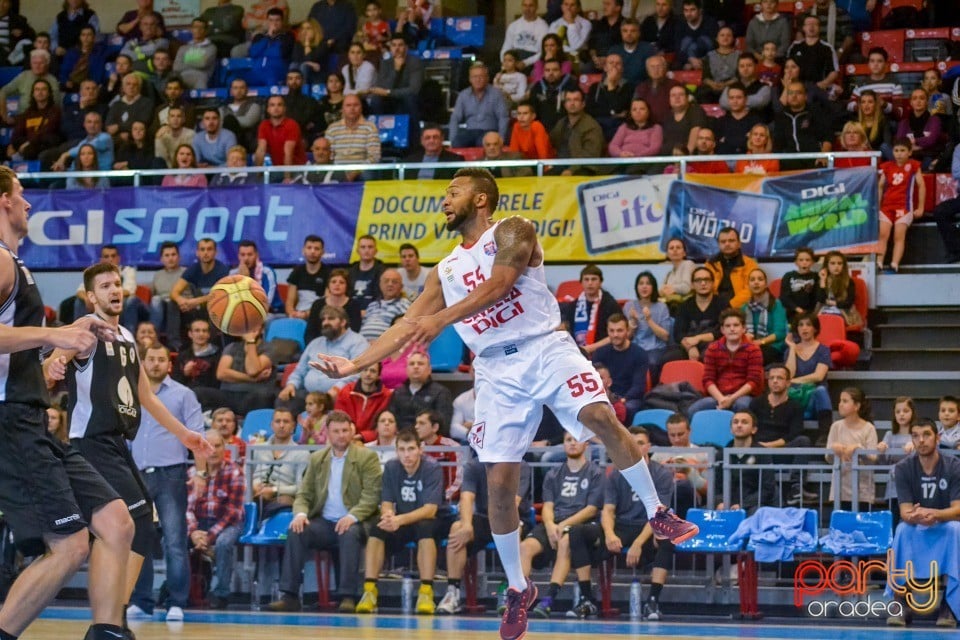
[45,262,213,628]
[0,166,142,640]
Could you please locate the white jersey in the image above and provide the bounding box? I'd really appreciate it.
[438,220,560,357]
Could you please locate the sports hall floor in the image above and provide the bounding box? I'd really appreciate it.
[27,608,952,640]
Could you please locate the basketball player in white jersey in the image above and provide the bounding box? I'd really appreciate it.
[314,168,699,640]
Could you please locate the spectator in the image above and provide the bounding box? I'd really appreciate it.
[366,33,423,146]
[388,351,454,429]
[449,62,510,147]
[741,268,787,364]
[116,0,164,42]
[775,57,831,118]
[355,429,443,614]
[586,54,634,141]
[523,432,604,618]
[50,0,99,58]
[221,78,262,152]
[687,308,764,415]
[559,264,623,353]
[0,49,61,125]
[149,241,186,343]
[347,234,384,311]
[549,88,604,176]
[249,7,294,87]
[192,108,237,167]
[714,85,760,157]
[143,49,172,101]
[285,235,329,320]
[938,396,960,449]
[745,0,791,58]
[201,0,246,58]
[660,84,706,158]
[660,237,695,307]
[295,135,342,184]
[719,53,772,122]
[128,343,204,618]
[587,0,624,71]
[305,268,363,340]
[267,412,381,613]
[593,314,649,420]
[705,226,758,308]
[779,247,819,324]
[151,77,197,136]
[651,413,709,516]
[508,100,556,160]
[815,250,860,327]
[155,105,194,168]
[105,73,154,140]
[254,95,307,183]
[231,239,281,310]
[134,321,159,352]
[772,81,832,170]
[786,16,838,93]
[291,18,328,85]
[0,0,34,66]
[358,1,389,54]
[250,408,311,516]
[325,94,381,181]
[784,313,834,441]
[634,54,678,126]
[852,91,892,161]
[686,128,730,174]
[366,409,399,463]
[607,18,655,87]
[211,144,257,185]
[501,0,549,70]
[877,397,916,516]
[170,238,230,330]
[397,243,427,301]
[608,97,663,165]
[825,387,878,511]
[494,51,528,107]
[414,409,464,503]
[309,0,357,55]
[58,25,107,93]
[161,144,207,188]
[672,0,717,70]
[283,68,321,139]
[113,120,165,174]
[296,391,332,445]
[670,265,723,361]
[897,88,943,171]
[65,144,109,189]
[715,411,777,514]
[173,18,216,90]
[529,58,576,133]
[847,48,902,117]
[481,131,531,179]
[548,0,592,60]
[46,406,68,444]
[335,363,393,441]
[624,271,673,376]
[796,0,853,63]
[342,42,376,96]
[757,41,780,87]
[932,145,960,263]
[922,68,951,119]
[529,34,573,85]
[735,123,779,174]
[877,137,925,273]
[450,371,475,443]
[403,124,464,180]
[7,79,61,162]
[173,318,222,408]
[360,269,411,342]
[697,26,737,104]
[316,71,345,136]
[119,11,168,74]
[240,0,290,43]
[41,78,104,169]
[216,327,276,416]
[639,0,677,52]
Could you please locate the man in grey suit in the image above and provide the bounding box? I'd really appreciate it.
[366,33,423,147]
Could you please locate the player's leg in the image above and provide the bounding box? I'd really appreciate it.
[877,216,893,267]
[488,462,526,588]
[87,499,136,626]
[891,219,910,271]
[415,521,438,614]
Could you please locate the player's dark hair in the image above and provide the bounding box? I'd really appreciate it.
[83,262,120,292]
[453,167,500,214]
[911,418,938,437]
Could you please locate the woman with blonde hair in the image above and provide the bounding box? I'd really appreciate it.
[854,90,891,159]
[735,124,779,175]
[834,121,873,168]
[291,18,328,85]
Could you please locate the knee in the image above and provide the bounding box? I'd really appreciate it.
[578,403,616,434]
[59,529,93,570]
[93,501,135,548]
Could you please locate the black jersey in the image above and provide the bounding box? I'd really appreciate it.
[0,241,48,407]
[68,316,141,440]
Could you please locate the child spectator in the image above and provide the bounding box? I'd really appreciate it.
[826,387,878,512]
[815,251,860,328]
[877,137,925,273]
[298,391,332,444]
[939,396,960,449]
[359,1,390,53]
[877,396,916,520]
[757,42,780,87]
[508,100,555,160]
[779,247,819,325]
[494,51,527,107]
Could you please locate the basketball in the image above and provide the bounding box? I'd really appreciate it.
[207,275,269,336]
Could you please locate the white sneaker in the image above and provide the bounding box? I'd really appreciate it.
[126,604,151,620]
[165,606,184,622]
[435,586,462,615]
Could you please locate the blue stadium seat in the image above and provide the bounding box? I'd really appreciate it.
[823,510,892,556]
[368,114,410,149]
[0,67,20,87]
[675,508,746,553]
[217,57,254,87]
[631,408,673,429]
[427,325,464,372]
[189,88,230,101]
[690,409,734,447]
[308,84,328,100]
[171,29,193,43]
[420,47,465,61]
[240,501,259,540]
[240,408,274,442]
[241,509,293,545]
[444,16,485,48]
[265,317,307,351]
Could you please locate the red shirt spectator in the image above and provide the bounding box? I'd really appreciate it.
[187,457,245,543]
[702,336,764,397]
[255,95,307,179]
[334,363,394,441]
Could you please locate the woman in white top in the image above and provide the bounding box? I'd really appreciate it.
[342,43,376,96]
[661,237,696,309]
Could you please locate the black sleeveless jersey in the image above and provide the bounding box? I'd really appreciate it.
[68,316,142,440]
[0,241,49,407]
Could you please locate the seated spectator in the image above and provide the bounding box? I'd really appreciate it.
[335,363,393,441]
[634,54,678,126]
[291,18,328,86]
[779,247,819,324]
[559,264,623,354]
[201,0,246,58]
[715,411,776,515]
[685,128,731,174]
[215,327,277,416]
[936,396,960,450]
[847,47,902,118]
[0,1,34,66]
[786,16,838,96]
[358,1,390,54]
[508,100,556,160]
[593,314,649,420]
[815,250,861,327]
[414,409,464,503]
[221,78,262,152]
[144,49,172,101]
[529,34,573,85]
[851,91,892,161]
[239,0,290,47]
[250,408,311,516]
[784,313,834,439]
[705,226,758,308]
[342,42,376,96]
[877,137,925,273]
[354,430,443,614]
[796,0,853,66]
[932,145,960,263]
[660,85,706,157]
[231,239,281,310]
[668,265,723,361]
[186,430,245,610]
[155,106,195,168]
[316,72,345,136]
[296,391,332,445]
[745,0,791,59]
[305,268,363,339]
[523,432,604,618]
[687,308,764,416]
[566,427,674,619]
[548,0,592,62]
[152,77,197,134]
[720,53,772,122]
[501,0,550,72]
[283,69,322,139]
[697,26,737,104]
[367,409,399,463]
[481,132,532,179]
[7,79,61,162]
[266,413,382,613]
[41,78,104,169]
[897,88,943,171]
[113,120,166,175]
[46,406,68,444]
[325,94,380,181]
[173,318,222,409]
[922,68,951,119]
[660,237,695,307]
[170,237,231,334]
[210,144,257,186]
[295,135,341,184]
[586,54,634,142]
[193,108,238,168]
[607,97,661,165]
[134,321,160,351]
[651,413,708,516]
[639,0,677,52]
[714,84,761,156]
[549,88,604,175]
[672,0,718,70]
[119,11,168,74]
[825,387,878,511]
[0,49,61,125]
[773,81,832,170]
[449,62,510,147]
[397,243,427,300]
[529,58,576,133]
[255,95,307,182]
[493,52,528,107]
[249,8,294,87]
[212,407,246,466]
[161,144,207,188]
[309,0,357,55]
[402,125,464,180]
[360,269,411,342]
[58,25,107,93]
[284,235,330,319]
[174,18,216,90]
[280,305,368,412]
[735,123,778,175]
[586,0,623,71]
[366,33,422,146]
[623,271,673,377]
[348,234,384,312]
[388,351,453,429]
[51,0,99,58]
[149,241,186,343]
[607,18,655,86]
[757,41,780,87]
[65,143,109,189]
[741,268,787,364]
[105,73,154,141]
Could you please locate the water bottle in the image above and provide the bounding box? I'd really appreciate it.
[401,574,414,614]
[263,154,273,167]
[251,579,260,611]
[272,580,281,603]
[629,579,642,620]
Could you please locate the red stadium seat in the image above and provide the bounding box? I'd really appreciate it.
[578,73,602,94]
[277,283,289,306]
[135,285,151,304]
[859,30,905,63]
[669,70,702,92]
[659,359,706,393]
[555,280,582,302]
[448,147,485,162]
[849,276,868,334]
[817,313,860,368]
[768,278,782,299]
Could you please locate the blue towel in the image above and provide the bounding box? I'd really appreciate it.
[819,529,883,555]
[728,507,816,562]
[885,521,960,621]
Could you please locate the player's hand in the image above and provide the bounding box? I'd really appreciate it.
[183,430,215,458]
[606,534,623,554]
[403,314,444,350]
[310,354,358,378]
[44,355,67,384]
[448,523,473,551]
[625,542,643,568]
[290,513,309,534]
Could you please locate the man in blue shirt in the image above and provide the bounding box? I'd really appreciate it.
[193,108,237,167]
[449,62,510,147]
[127,343,204,622]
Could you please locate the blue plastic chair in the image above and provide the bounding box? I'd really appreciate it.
[444,16,485,47]
[824,510,892,556]
[265,317,307,351]
[746,508,819,554]
[243,510,294,546]
[239,501,259,543]
[690,409,734,447]
[675,508,746,553]
[217,57,253,87]
[368,114,410,149]
[240,408,274,442]
[631,408,674,430]
[428,325,464,372]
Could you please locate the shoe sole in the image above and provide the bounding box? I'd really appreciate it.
[667,524,700,545]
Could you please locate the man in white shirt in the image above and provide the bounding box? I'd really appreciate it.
[501,0,549,70]
[399,243,427,302]
[549,0,592,59]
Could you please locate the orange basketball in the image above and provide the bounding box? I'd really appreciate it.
[207,275,269,337]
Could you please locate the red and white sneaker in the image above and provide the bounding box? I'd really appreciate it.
[649,505,699,544]
[499,581,538,640]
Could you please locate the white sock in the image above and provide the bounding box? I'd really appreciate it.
[621,458,662,517]
[492,528,527,592]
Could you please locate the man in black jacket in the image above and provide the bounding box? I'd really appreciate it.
[402,124,464,180]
